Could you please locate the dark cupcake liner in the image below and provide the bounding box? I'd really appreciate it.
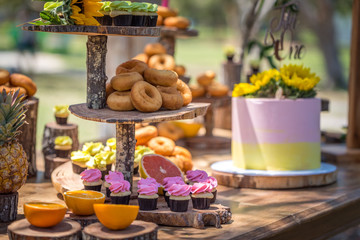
[106,187,111,198]
[133,166,139,175]
[191,197,211,210]
[169,199,189,212]
[95,15,112,26]
[101,164,112,180]
[146,15,158,27]
[210,190,217,204]
[111,195,130,205]
[55,149,71,158]
[72,163,87,174]
[164,191,170,207]
[113,15,132,26]
[131,15,144,26]
[84,184,102,192]
[138,197,157,211]
[55,117,68,125]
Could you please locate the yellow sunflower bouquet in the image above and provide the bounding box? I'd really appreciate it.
[30,0,103,26]
[232,64,320,99]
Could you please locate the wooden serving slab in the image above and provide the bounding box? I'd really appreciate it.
[160,27,198,38]
[7,219,81,240]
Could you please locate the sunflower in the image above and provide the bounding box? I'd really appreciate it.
[70,0,103,25]
[250,69,280,87]
[280,64,320,91]
[232,83,260,97]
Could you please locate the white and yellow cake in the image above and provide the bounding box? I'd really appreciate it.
[232,98,321,171]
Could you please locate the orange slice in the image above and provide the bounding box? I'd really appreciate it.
[94,204,139,230]
[24,202,67,228]
[64,190,105,216]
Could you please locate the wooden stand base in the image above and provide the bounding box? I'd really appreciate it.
[45,154,70,179]
[0,192,18,223]
[82,221,158,240]
[7,219,81,240]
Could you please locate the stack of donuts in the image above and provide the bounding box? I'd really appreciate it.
[190,71,230,98]
[0,69,37,98]
[156,6,190,30]
[135,123,193,172]
[133,43,186,78]
[106,59,192,112]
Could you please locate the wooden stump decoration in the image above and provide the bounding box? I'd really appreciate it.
[87,35,108,109]
[45,155,70,179]
[0,192,18,223]
[18,97,39,177]
[82,221,158,240]
[115,124,136,187]
[42,122,79,157]
[7,219,81,240]
[67,213,99,230]
[223,61,241,90]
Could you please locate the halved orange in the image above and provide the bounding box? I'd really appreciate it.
[24,202,67,228]
[94,204,139,230]
[172,121,202,138]
[64,190,105,216]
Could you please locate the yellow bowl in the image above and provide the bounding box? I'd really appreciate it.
[172,121,203,138]
[24,202,67,228]
[64,190,105,216]
[94,204,139,230]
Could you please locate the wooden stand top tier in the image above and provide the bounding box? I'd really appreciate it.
[69,103,209,124]
[22,25,160,37]
[160,27,198,38]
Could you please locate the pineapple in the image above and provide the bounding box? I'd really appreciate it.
[0,89,28,193]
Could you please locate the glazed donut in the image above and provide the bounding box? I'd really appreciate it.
[0,86,27,97]
[164,17,190,29]
[148,54,175,70]
[148,136,175,156]
[107,91,134,111]
[189,84,205,98]
[167,156,184,172]
[172,146,192,160]
[106,82,115,99]
[130,81,162,112]
[157,122,184,141]
[157,15,163,26]
[0,69,10,85]
[173,65,186,76]
[157,6,177,18]
[208,83,229,97]
[135,126,158,146]
[133,53,149,64]
[111,72,144,92]
[156,86,183,110]
[135,123,149,130]
[10,73,37,97]
[197,71,216,87]
[144,68,178,87]
[144,43,166,56]
[116,60,148,75]
[176,79,192,106]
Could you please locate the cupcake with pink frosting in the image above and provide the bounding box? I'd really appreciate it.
[168,184,192,212]
[80,169,103,192]
[162,176,185,206]
[109,179,131,204]
[137,182,159,211]
[191,182,213,209]
[104,171,124,198]
[138,178,161,188]
[206,176,218,203]
[186,170,208,185]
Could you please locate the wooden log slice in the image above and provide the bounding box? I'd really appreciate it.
[0,192,18,223]
[51,162,83,194]
[42,122,79,157]
[18,97,39,177]
[45,154,70,179]
[222,61,241,91]
[7,219,81,240]
[160,27,199,38]
[82,221,158,240]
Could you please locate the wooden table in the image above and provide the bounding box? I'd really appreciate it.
[1,145,360,240]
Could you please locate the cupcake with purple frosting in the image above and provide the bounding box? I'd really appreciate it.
[186,170,208,185]
[191,182,213,210]
[80,169,103,192]
[104,171,124,198]
[162,176,185,206]
[109,179,131,204]
[168,184,192,212]
[206,176,218,203]
[137,178,159,211]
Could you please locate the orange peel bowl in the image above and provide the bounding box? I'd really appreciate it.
[172,121,202,138]
[24,202,67,228]
[94,204,139,230]
[64,190,105,216]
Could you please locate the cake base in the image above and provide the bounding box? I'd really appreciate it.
[211,160,337,189]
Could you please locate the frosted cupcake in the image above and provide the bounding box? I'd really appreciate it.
[86,151,115,179]
[191,182,213,210]
[186,170,208,185]
[168,184,192,212]
[206,176,218,203]
[82,142,104,156]
[53,105,70,125]
[104,171,124,198]
[54,136,73,158]
[80,169,103,192]
[162,176,185,206]
[110,1,133,26]
[109,180,131,204]
[105,138,116,152]
[138,178,161,189]
[71,150,91,174]
[131,2,146,26]
[144,3,158,27]
[137,182,159,211]
[97,1,112,25]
